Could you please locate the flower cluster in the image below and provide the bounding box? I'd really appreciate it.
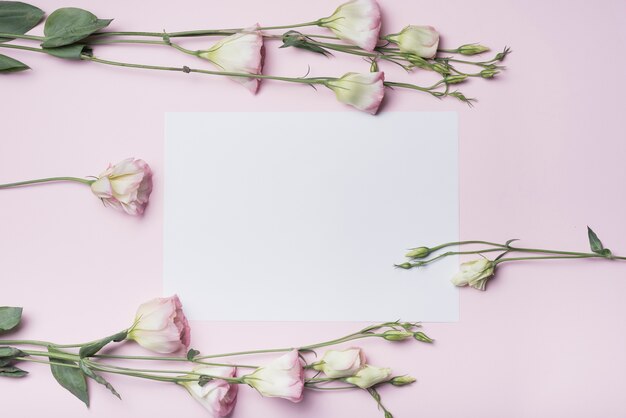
[397,227,625,291]
[0,297,432,417]
[0,0,510,113]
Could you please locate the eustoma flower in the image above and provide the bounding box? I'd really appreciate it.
[345,365,392,388]
[451,259,495,291]
[326,72,385,114]
[181,366,238,417]
[386,25,440,59]
[127,295,191,353]
[312,348,365,378]
[319,0,382,51]
[242,349,304,402]
[90,158,153,215]
[198,26,264,93]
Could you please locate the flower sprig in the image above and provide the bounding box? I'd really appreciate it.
[0,296,432,417]
[0,0,510,113]
[396,227,625,291]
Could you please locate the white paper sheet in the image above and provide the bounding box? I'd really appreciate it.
[165,112,459,322]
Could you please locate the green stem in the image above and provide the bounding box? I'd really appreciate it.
[0,177,93,189]
[0,43,49,54]
[494,255,599,265]
[0,32,44,41]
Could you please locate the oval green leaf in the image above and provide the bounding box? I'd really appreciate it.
[43,43,91,60]
[0,306,23,332]
[0,1,45,42]
[49,348,89,407]
[42,7,112,48]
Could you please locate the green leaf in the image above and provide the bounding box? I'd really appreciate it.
[79,361,121,400]
[186,348,200,361]
[280,30,331,56]
[0,53,29,73]
[587,226,612,256]
[43,43,91,60]
[0,1,45,42]
[42,7,112,48]
[49,348,89,407]
[0,365,28,377]
[79,330,127,358]
[0,307,22,333]
[0,346,26,358]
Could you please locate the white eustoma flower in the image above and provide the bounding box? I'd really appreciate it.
[181,366,238,418]
[90,158,153,216]
[345,365,392,388]
[451,259,495,291]
[326,72,385,114]
[319,0,381,51]
[242,349,304,402]
[312,348,365,378]
[198,26,264,94]
[386,25,440,59]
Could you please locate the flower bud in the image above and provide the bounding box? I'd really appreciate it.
[319,0,382,51]
[326,72,385,114]
[390,375,416,386]
[345,365,392,388]
[181,366,238,417]
[312,348,365,378]
[413,331,434,343]
[444,75,468,84]
[370,60,379,72]
[405,247,430,259]
[480,69,499,78]
[395,262,414,269]
[382,330,413,341]
[386,25,439,58]
[242,350,304,402]
[456,44,490,55]
[432,63,451,75]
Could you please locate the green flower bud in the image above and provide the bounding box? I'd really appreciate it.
[456,44,490,55]
[480,69,499,79]
[405,247,430,259]
[390,375,417,386]
[395,262,414,270]
[432,63,451,75]
[413,331,434,343]
[444,75,468,84]
[382,330,413,341]
[370,60,379,73]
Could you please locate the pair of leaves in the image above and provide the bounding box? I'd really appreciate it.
[281,30,331,56]
[0,306,22,333]
[42,7,111,48]
[0,345,28,377]
[0,1,44,42]
[49,347,122,408]
[587,227,612,257]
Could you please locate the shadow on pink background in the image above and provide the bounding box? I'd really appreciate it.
[1,0,625,416]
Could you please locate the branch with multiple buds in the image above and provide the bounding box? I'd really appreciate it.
[0,0,510,113]
[396,227,625,291]
[0,296,433,417]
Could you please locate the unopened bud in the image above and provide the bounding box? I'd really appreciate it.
[370,60,379,72]
[432,63,450,75]
[407,54,431,70]
[395,262,414,270]
[390,375,417,386]
[495,47,511,61]
[456,44,490,55]
[444,75,468,84]
[385,412,393,418]
[405,247,430,259]
[480,69,499,78]
[382,330,413,341]
[413,331,434,343]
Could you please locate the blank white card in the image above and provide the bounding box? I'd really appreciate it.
[165,112,458,322]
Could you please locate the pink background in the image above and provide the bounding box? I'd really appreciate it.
[2,0,626,416]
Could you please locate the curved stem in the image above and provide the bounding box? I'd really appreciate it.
[0,177,93,189]
[0,43,49,54]
[0,32,44,41]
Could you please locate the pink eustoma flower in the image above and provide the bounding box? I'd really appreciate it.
[90,158,153,216]
[242,349,304,402]
[320,0,382,51]
[182,366,238,418]
[326,72,385,114]
[127,295,191,354]
[198,25,264,94]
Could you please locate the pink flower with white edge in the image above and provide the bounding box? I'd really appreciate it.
[319,0,381,51]
[90,158,152,216]
[127,295,191,354]
[181,366,238,418]
[242,349,304,402]
[386,25,440,59]
[312,348,365,378]
[198,26,264,94]
[326,72,385,114]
